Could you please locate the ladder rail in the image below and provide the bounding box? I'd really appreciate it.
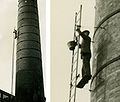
[69,50,75,102]
[73,6,82,102]
[69,39,80,102]
[73,37,80,102]
[69,12,78,102]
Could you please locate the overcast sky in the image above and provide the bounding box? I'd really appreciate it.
[51,0,95,102]
[0,0,46,95]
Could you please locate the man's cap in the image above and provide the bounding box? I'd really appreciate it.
[82,30,90,34]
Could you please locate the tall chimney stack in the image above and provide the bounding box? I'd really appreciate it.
[91,0,120,102]
[15,0,45,101]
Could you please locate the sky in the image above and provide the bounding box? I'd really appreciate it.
[51,0,95,102]
[0,0,46,96]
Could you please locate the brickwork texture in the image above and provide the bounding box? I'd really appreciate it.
[91,0,120,102]
[15,0,45,101]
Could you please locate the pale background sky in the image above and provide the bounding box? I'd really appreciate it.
[0,0,46,96]
[51,0,95,102]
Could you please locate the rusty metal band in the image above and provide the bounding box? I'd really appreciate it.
[18,32,39,36]
[18,5,37,11]
[18,0,37,7]
[93,8,120,39]
[17,40,40,45]
[18,18,38,23]
[18,11,38,16]
[17,48,41,53]
[91,55,120,86]
[18,25,39,30]
[16,56,41,62]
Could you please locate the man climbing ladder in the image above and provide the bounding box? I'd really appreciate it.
[76,28,92,88]
[67,4,92,102]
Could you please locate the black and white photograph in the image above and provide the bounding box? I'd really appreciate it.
[0,0,120,102]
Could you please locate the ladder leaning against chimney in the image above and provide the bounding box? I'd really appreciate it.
[67,5,82,102]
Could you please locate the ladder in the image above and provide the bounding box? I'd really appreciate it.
[68,5,82,102]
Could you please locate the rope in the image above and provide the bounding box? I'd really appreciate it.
[11,33,16,95]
